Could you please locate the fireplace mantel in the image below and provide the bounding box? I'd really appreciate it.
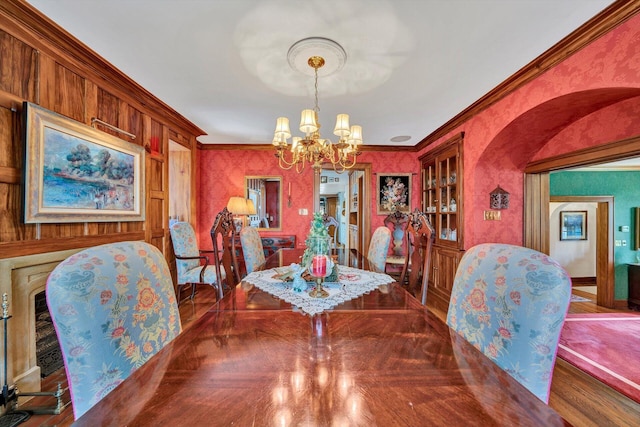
[0,248,83,396]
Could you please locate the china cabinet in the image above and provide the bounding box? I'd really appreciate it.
[419,133,464,312]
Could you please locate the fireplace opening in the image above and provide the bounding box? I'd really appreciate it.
[34,291,63,378]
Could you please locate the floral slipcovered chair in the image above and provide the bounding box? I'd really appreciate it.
[366,226,392,273]
[170,221,224,301]
[46,241,181,419]
[240,226,266,275]
[446,243,571,403]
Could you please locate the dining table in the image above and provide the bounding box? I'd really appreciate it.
[74,248,569,426]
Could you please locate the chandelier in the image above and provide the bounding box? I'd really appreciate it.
[272,38,363,174]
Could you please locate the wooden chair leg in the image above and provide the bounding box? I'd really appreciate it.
[177,283,197,305]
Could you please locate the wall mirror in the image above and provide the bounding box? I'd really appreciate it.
[245,176,282,230]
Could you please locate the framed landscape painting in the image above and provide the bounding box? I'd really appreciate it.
[23,102,145,223]
[377,173,411,215]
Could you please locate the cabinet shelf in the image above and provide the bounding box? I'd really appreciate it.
[419,132,465,310]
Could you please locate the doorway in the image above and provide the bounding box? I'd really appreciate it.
[524,136,640,308]
[315,163,372,260]
[319,169,348,250]
[549,196,613,306]
[168,140,191,223]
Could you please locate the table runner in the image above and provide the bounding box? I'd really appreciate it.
[242,265,395,316]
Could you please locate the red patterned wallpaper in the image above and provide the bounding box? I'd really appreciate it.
[198,14,640,251]
[418,13,640,248]
[196,150,419,248]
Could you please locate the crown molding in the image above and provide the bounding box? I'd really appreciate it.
[415,0,640,152]
[0,0,205,138]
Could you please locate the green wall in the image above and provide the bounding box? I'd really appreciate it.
[551,170,640,300]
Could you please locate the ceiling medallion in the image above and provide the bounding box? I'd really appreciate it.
[287,37,347,77]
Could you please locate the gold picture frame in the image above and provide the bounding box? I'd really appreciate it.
[23,102,145,223]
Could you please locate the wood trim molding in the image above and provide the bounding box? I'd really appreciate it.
[415,0,640,152]
[0,166,20,184]
[197,142,417,152]
[0,231,145,258]
[525,134,640,173]
[549,196,615,308]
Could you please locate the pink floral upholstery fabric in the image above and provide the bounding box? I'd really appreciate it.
[240,226,266,274]
[367,227,392,273]
[46,241,181,419]
[446,243,571,403]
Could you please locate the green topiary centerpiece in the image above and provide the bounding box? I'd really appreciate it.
[302,212,338,282]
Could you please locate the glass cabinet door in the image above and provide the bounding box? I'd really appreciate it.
[420,133,463,249]
[422,162,437,226]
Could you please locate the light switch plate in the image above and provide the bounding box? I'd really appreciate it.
[484,210,501,220]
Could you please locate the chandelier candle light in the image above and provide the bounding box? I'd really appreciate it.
[273,38,363,174]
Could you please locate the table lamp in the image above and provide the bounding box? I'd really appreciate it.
[226,196,256,230]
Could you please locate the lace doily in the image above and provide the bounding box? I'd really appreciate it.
[242,265,395,316]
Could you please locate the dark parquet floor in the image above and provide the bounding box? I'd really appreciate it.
[14,286,640,427]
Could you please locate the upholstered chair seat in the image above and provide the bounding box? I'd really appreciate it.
[367,226,392,273]
[240,226,266,274]
[46,241,181,419]
[446,243,571,403]
[170,221,224,301]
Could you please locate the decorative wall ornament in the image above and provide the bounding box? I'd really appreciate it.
[489,185,510,210]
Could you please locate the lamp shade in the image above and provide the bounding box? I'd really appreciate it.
[227,196,250,215]
[274,117,291,140]
[299,109,318,134]
[246,199,257,215]
[347,125,363,145]
[333,113,350,137]
[291,137,302,153]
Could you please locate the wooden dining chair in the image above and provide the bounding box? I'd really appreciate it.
[46,241,181,419]
[210,207,241,291]
[446,243,572,403]
[170,221,224,302]
[399,209,435,304]
[322,213,340,249]
[240,226,266,274]
[366,226,392,273]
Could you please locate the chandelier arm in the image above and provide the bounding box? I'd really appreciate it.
[276,149,298,169]
[331,161,346,174]
[340,153,358,169]
[272,46,361,174]
[278,156,295,170]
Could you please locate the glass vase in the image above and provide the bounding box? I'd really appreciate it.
[308,236,331,298]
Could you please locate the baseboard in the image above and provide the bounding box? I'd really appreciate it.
[613,299,631,310]
[571,277,596,285]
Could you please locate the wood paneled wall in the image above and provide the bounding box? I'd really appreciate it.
[0,1,203,260]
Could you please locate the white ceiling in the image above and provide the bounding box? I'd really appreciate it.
[26,0,613,147]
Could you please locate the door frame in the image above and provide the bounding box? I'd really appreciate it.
[314,163,372,255]
[550,196,614,307]
[524,134,640,308]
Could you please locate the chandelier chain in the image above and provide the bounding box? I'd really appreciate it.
[314,66,320,115]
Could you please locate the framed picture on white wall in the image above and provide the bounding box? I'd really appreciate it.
[560,211,587,240]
